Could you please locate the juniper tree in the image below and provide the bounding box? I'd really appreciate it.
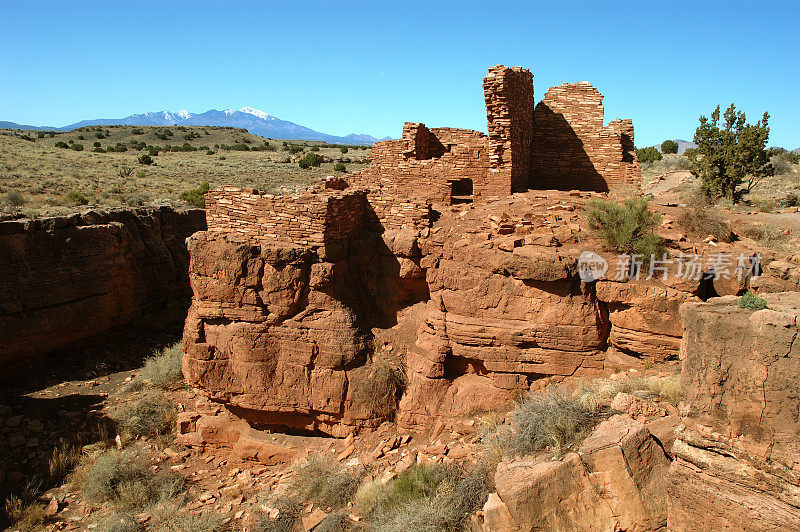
[692,104,772,202]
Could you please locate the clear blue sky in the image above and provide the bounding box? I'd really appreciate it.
[1,1,798,148]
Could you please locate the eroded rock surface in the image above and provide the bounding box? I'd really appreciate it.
[486,415,671,531]
[0,207,205,364]
[667,293,800,531]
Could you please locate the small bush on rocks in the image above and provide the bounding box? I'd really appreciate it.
[77,449,184,509]
[351,357,405,418]
[253,497,302,532]
[136,343,184,389]
[739,290,767,310]
[291,457,361,509]
[179,181,210,208]
[114,393,176,439]
[506,388,599,456]
[587,197,664,258]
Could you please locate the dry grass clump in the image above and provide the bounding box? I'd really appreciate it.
[350,356,405,419]
[114,393,176,440]
[76,448,184,510]
[677,201,733,242]
[290,457,361,510]
[147,502,226,532]
[355,462,492,532]
[252,496,302,532]
[741,225,794,252]
[577,374,682,410]
[135,343,184,390]
[505,388,599,456]
[48,441,82,483]
[3,496,47,532]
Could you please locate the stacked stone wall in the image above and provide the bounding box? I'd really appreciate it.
[205,186,367,246]
[352,123,492,203]
[483,65,535,194]
[531,82,640,191]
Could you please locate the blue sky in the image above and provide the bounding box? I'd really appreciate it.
[1,1,798,148]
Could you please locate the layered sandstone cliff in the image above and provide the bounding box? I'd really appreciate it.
[0,207,205,365]
[667,293,800,531]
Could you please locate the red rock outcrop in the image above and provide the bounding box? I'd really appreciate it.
[484,415,671,531]
[182,64,798,438]
[0,207,205,365]
[182,187,427,436]
[667,293,800,531]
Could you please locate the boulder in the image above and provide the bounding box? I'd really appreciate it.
[488,415,670,531]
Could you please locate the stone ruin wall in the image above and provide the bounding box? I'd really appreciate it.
[205,184,432,246]
[532,82,640,191]
[205,186,367,246]
[483,65,535,194]
[350,123,492,203]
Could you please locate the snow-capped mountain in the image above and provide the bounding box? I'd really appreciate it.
[2,107,391,145]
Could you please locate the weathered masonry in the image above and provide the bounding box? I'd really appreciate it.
[348,64,640,204]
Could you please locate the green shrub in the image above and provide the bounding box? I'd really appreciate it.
[298,152,323,169]
[78,449,184,509]
[93,141,102,147]
[738,290,767,310]
[137,344,183,389]
[179,181,210,208]
[285,144,303,155]
[3,191,24,206]
[636,146,662,163]
[114,393,176,439]
[78,135,85,140]
[131,128,144,135]
[147,147,159,156]
[55,141,69,149]
[506,388,599,456]
[135,171,146,178]
[586,197,664,257]
[70,143,84,151]
[65,191,90,206]
[206,150,215,155]
[310,146,320,152]
[291,457,361,509]
[351,357,405,418]
[95,132,106,139]
[137,154,153,165]
[93,147,106,153]
[333,162,347,172]
[340,147,348,154]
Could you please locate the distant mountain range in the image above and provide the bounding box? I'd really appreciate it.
[0,107,392,145]
[653,139,697,154]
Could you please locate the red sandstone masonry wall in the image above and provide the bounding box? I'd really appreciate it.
[351,123,492,203]
[205,185,432,244]
[205,186,367,246]
[531,82,640,191]
[483,65,535,195]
